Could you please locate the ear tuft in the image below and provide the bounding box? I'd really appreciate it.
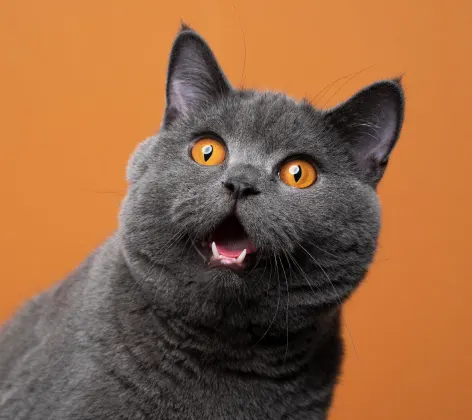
[179,21,192,32]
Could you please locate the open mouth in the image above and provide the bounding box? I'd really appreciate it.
[200,215,257,271]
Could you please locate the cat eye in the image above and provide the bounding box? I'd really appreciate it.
[279,159,317,189]
[191,138,226,166]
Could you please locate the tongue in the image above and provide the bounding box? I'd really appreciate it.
[211,215,256,258]
[213,239,256,258]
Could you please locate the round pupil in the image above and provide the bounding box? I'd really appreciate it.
[289,165,302,182]
[202,144,213,161]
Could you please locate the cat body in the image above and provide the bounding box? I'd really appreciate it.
[0,238,340,420]
[0,25,404,419]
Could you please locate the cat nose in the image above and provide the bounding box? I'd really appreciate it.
[223,179,260,199]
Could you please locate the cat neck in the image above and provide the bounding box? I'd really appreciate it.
[102,236,341,378]
[116,297,340,380]
[153,304,340,378]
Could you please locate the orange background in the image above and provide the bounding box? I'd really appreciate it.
[1,0,471,419]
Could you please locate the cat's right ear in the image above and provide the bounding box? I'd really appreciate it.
[163,24,232,127]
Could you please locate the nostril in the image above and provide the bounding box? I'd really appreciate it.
[223,180,235,192]
[223,179,259,198]
[241,184,260,196]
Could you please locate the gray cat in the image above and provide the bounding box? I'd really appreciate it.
[0,25,404,419]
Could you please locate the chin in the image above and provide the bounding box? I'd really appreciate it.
[203,267,246,288]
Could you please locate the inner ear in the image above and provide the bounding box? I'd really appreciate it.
[163,25,232,127]
[324,79,405,185]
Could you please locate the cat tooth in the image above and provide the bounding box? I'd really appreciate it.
[211,242,220,258]
[236,249,247,263]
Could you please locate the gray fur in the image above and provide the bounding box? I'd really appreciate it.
[0,25,404,419]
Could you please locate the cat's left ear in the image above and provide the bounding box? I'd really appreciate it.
[163,24,232,127]
[324,79,405,186]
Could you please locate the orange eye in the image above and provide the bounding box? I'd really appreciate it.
[279,159,317,189]
[191,138,226,166]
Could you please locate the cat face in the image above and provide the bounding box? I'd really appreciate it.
[119,26,404,329]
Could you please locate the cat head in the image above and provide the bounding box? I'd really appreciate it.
[120,25,404,332]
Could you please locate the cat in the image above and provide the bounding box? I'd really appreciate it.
[0,24,404,420]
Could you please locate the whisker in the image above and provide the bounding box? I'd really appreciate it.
[304,240,347,262]
[322,64,375,108]
[126,227,187,314]
[229,0,247,88]
[310,73,357,104]
[285,251,323,300]
[192,241,207,262]
[277,253,290,363]
[309,64,374,106]
[251,253,280,349]
[246,253,264,277]
[266,255,274,297]
[297,243,360,361]
[82,189,126,196]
